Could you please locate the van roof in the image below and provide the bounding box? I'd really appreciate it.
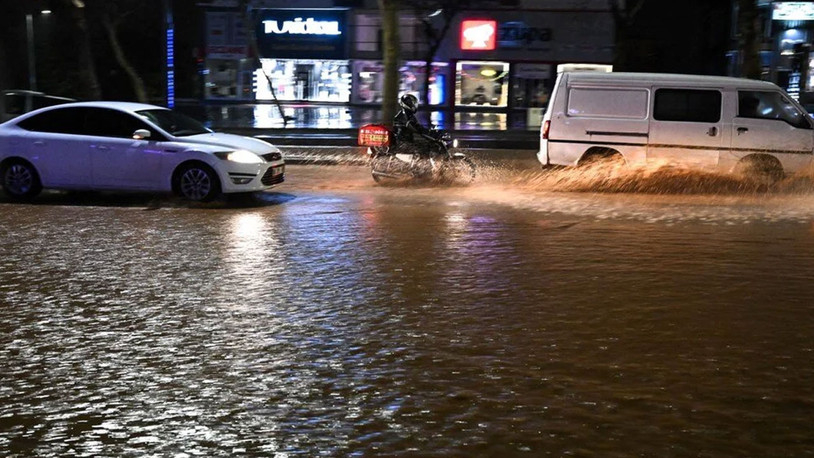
[564,72,778,90]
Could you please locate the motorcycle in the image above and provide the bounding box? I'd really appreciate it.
[357,124,476,184]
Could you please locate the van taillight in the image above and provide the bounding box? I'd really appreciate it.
[542,120,550,140]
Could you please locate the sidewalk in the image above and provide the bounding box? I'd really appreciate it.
[175,102,541,151]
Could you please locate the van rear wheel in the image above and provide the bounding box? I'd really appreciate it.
[578,150,625,168]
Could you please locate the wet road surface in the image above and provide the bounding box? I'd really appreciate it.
[2,163,814,456]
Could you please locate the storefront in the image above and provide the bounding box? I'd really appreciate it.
[770,2,814,104]
[200,3,613,115]
[728,2,814,104]
[253,8,351,103]
[441,10,613,117]
[351,61,449,105]
[203,11,253,100]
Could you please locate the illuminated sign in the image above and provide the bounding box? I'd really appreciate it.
[461,20,497,51]
[166,26,174,108]
[498,21,552,48]
[262,17,341,36]
[773,2,814,21]
[255,9,348,59]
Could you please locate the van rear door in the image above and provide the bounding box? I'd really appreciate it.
[648,88,724,168]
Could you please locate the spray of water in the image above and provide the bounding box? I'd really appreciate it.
[474,158,814,196]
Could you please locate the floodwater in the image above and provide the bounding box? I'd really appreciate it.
[2,162,814,456]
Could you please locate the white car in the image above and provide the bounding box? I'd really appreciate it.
[0,101,285,201]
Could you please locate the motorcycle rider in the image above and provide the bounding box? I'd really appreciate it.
[393,93,435,155]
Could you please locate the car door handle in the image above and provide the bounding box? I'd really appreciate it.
[737,127,749,135]
[91,145,110,151]
[707,126,718,136]
[33,141,45,147]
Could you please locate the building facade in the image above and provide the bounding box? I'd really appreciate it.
[199,0,614,115]
[729,1,814,104]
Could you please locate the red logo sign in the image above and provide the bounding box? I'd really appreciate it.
[461,20,497,50]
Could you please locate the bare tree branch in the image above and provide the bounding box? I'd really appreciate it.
[101,12,147,102]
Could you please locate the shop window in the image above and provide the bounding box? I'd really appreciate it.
[510,64,554,109]
[204,59,256,100]
[353,61,448,105]
[206,60,238,98]
[455,61,509,107]
[255,59,351,102]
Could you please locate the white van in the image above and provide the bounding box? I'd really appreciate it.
[538,72,814,181]
[1,90,75,123]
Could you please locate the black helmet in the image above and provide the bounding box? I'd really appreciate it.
[399,93,418,113]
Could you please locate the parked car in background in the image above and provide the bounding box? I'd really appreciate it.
[539,72,814,183]
[0,101,285,201]
[1,90,76,122]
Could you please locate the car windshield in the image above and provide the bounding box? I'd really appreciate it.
[136,109,211,137]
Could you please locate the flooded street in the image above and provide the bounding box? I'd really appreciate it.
[2,162,814,456]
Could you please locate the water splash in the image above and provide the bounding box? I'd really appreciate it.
[475,159,814,196]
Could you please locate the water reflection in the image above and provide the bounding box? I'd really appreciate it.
[3,171,814,456]
[221,212,281,304]
[454,112,507,130]
[252,105,355,129]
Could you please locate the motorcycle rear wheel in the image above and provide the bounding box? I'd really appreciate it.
[371,155,412,183]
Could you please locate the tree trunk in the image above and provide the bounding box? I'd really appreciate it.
[0,40,9,92]
[738,0,761,79]
[608,0,645,71]
[379,0,400,124]
[67,0,102,99]
[420,12,454,108]
[102,16,148,102]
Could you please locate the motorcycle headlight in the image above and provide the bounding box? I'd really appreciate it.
[216,150,263,164]
[452,138,459,148]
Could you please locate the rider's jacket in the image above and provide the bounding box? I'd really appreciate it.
[393,108,429,143]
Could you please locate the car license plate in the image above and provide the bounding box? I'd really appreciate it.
[272,165,284,176]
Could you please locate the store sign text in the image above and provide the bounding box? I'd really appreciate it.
[498,22,552,47]
[461,20,497,50]
[773,2,814,21]
[262,17,342,36]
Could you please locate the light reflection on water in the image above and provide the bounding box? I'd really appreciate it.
[1,167,814,456]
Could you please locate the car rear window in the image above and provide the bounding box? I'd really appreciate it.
[16,107,88,134]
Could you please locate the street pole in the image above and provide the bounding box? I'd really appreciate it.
[26,13,36,91]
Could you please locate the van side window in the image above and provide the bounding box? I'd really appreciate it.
[738,90,812,129]
[653,89,721,123]
[567,88,649,119]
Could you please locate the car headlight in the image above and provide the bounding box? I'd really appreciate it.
[216,150,263,164]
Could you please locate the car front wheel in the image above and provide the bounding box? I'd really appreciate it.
[1,160,42,200]
[173,163,221,202]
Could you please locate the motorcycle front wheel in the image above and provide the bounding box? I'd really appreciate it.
[440,156,477,185]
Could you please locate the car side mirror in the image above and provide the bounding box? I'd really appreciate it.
[133,129,151,140]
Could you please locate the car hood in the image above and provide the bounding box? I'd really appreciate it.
[180,132,279,154]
